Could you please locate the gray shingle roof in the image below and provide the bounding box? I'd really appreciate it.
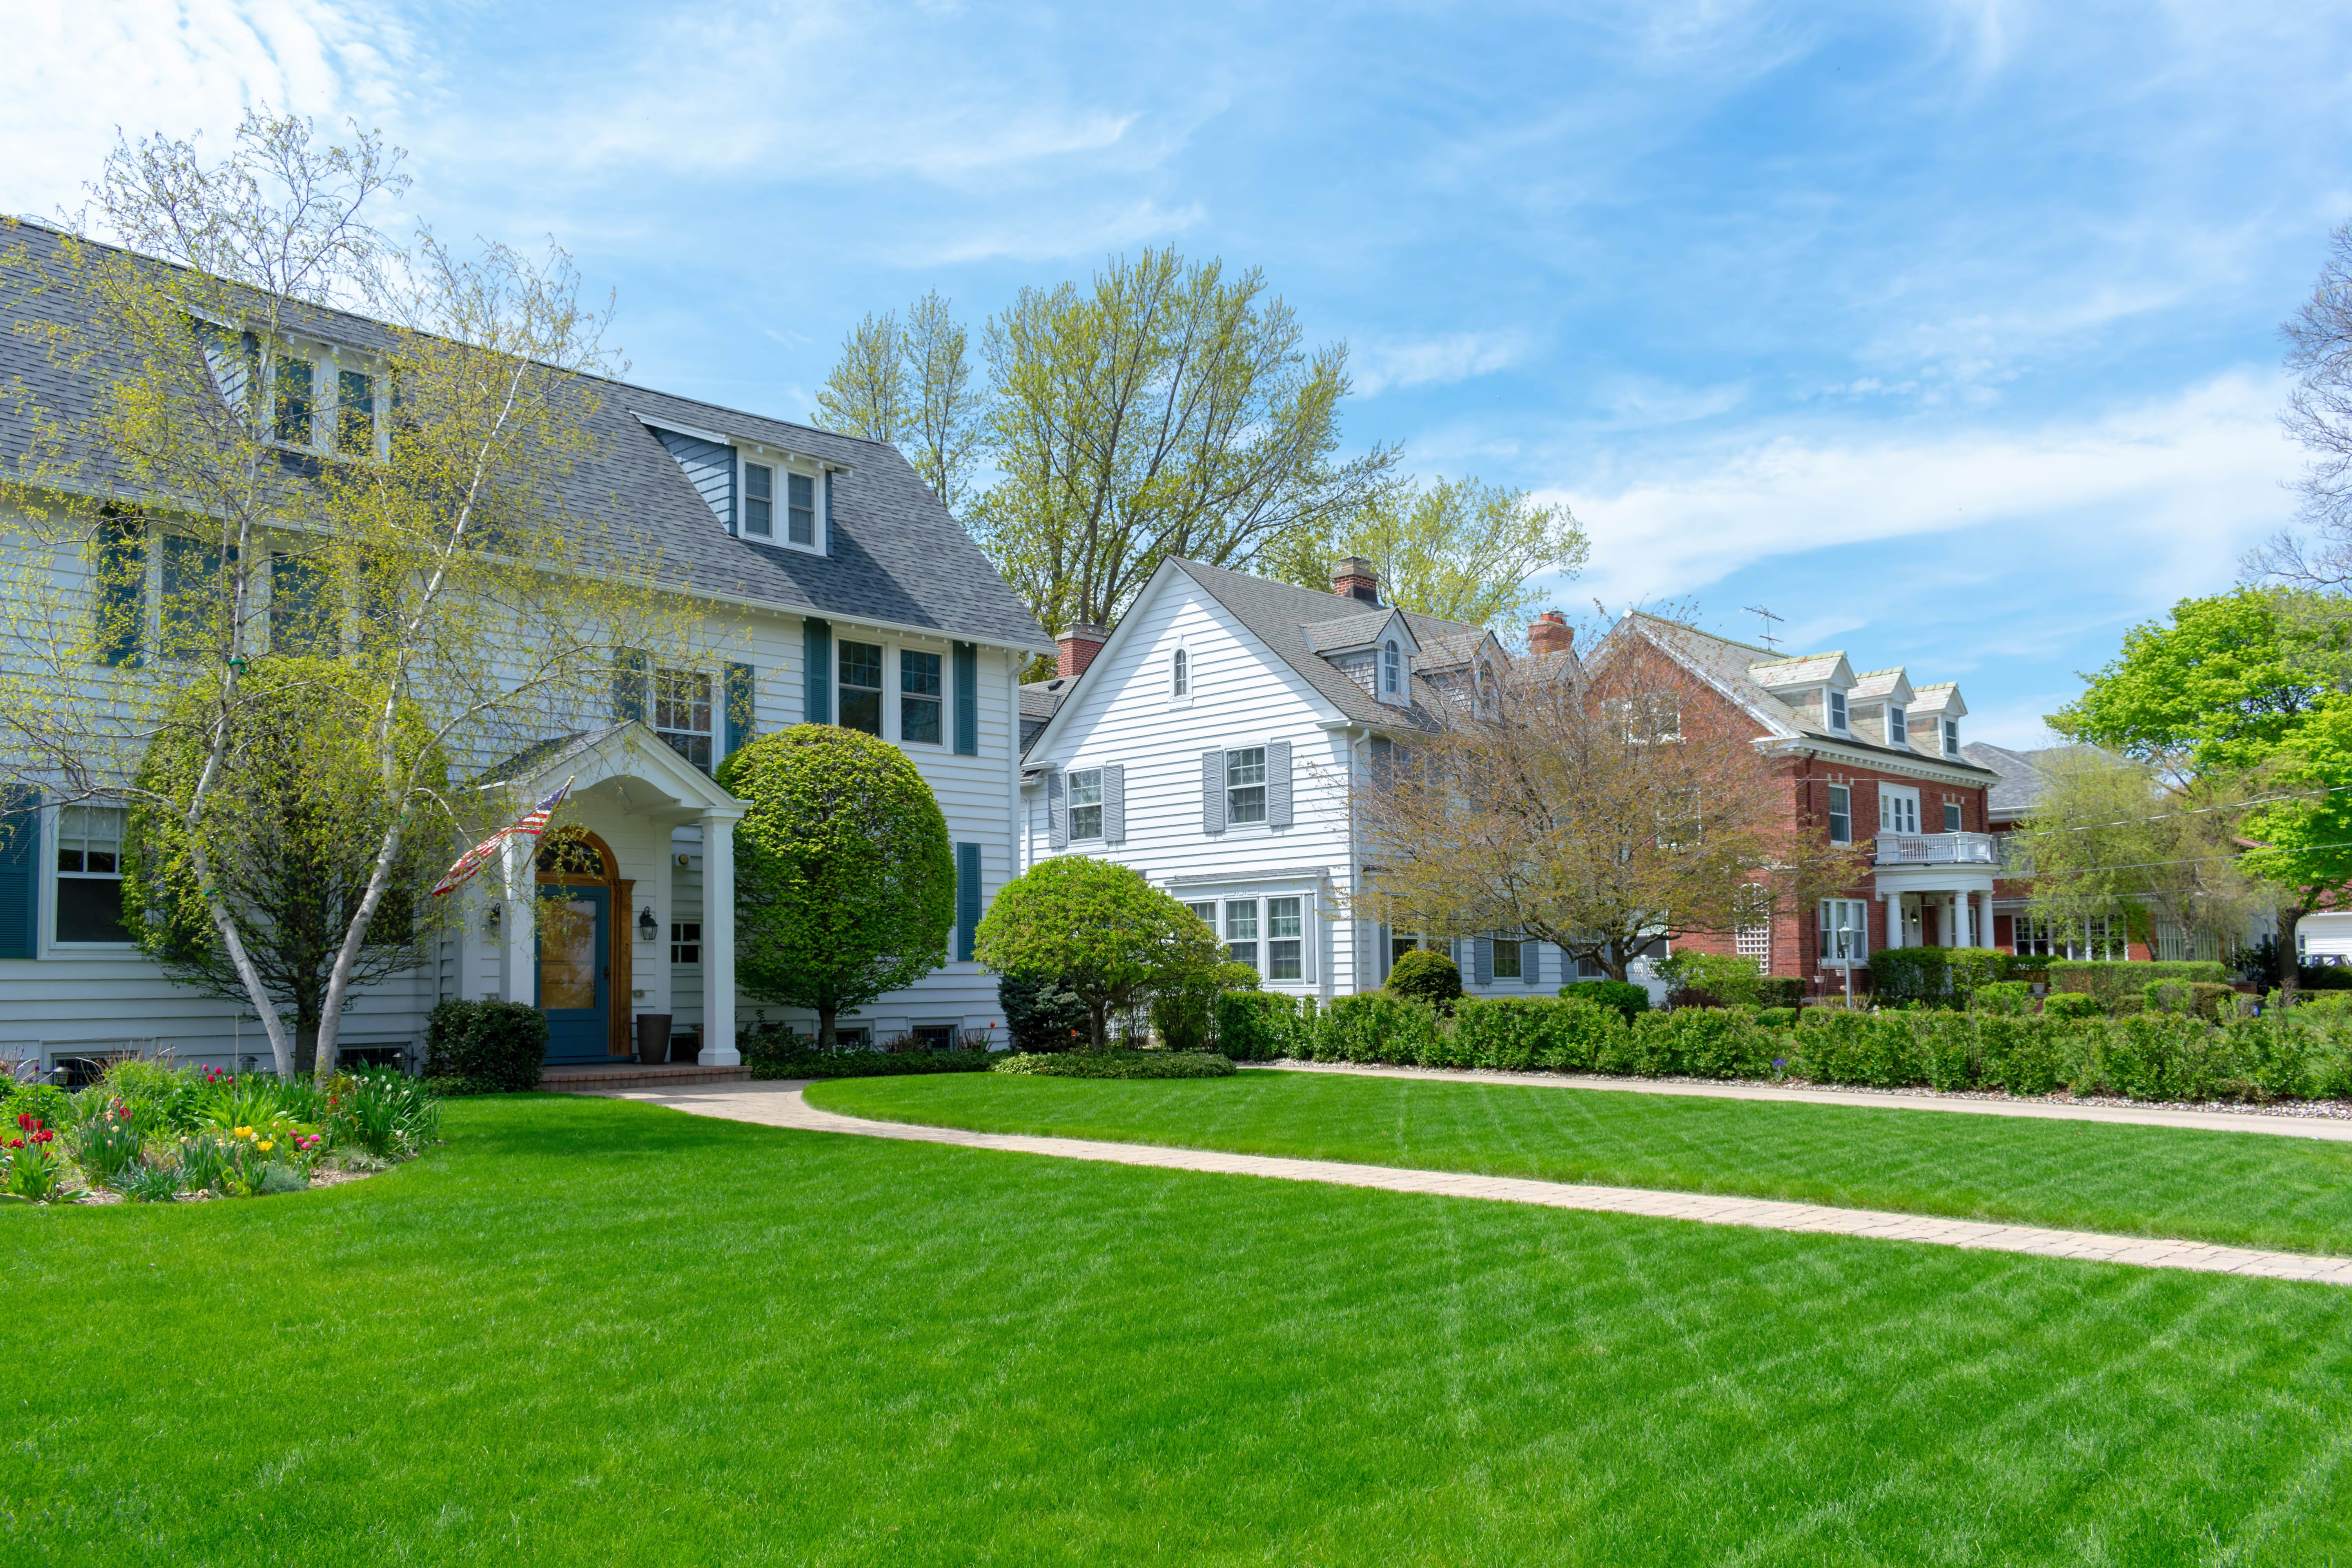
[0,218,1051,653]
[1960,741,2113,820]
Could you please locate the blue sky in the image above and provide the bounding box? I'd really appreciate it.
[11,0,2352,744]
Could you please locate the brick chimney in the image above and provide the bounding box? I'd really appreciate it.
[1527,611,1573,656]
[1057,624,1109,679]
[1332,555,1380,605]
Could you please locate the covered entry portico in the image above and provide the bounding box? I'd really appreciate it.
[1874,831,1999,952]
[465,723,746,1067]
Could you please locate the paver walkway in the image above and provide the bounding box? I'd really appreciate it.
[586,1080,2352,1287]
[1254,1060,2352,1142]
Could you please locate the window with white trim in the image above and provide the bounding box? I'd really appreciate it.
[1886,703,1907,749]
[1826,784,1851,844]
[1826,688,1849,733]
[1267,897,1303,980]
[1183,900,1216,930]
[788,473,816,546]
[2015,915,2125,961]
[1225,899,1259,969]
[1879,785,1919,835]
[1943,801,1963,832]
[1942,717,1960,757]
[1172,647,1188,698]
[1819,898,1869,964]
[654,668,713,771]
[742,463,774,538]
[56,804,129,943]
[1493,937,1523,979]
[670,921,702,964]
[1383,639,1400,696]
[900,649,942,745]
[1067,768,1103,841]
[838,641,884,735]
[1226,747,1267,824]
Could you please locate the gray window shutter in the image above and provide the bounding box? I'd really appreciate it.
[1047,771,1068,849]
[724,662,755,757]
[1473,937,1493,987]
[612,647,649,722]
[1102,764,1125,844]
[953,641,979,756]
[1377,924,1392,982]
[955,842,982,962]
[1524,940,1544,987]
[802,618,832,724]
[0,785,36,960]
[1267,740,1292,828]
[1201,750,1226,833]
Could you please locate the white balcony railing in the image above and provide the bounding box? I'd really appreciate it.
[1872,831,1999,867]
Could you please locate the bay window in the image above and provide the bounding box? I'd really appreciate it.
[1225,900,1259,969]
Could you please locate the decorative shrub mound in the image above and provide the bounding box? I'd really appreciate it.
[1557,979,1650,1020]
[1387,949,1464,1010]
[1866,947,2009,1009]
[1971,981,2033,1016]
[2051,959,2227,1007]
[2146,980,2237,1021]
[991,1051,1236,1080]
[1214,991,1313,1062]
[998,972,1095,1053]
[423,1000,547,1093]
[1153,961,1263,1053]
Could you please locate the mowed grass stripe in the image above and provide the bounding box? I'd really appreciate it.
[807,1068,2352,1256]
[9,1094,2352,1564]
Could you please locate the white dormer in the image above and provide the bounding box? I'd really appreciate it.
[1846,668,1916,750]
[1749,651,1857,736]
[639,413,846,555]
[1307,608,1420,707]
[1910,683,1968,759]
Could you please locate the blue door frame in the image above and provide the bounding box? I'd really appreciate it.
[538,885,611,1063]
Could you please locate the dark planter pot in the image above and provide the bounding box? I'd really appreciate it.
[635,1013,674,1065]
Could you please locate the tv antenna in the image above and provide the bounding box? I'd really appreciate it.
[1744,604,1784,652]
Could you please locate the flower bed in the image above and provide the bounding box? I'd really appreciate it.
[1,1059,437,1205]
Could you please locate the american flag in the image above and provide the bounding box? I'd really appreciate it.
[431,778,574,898]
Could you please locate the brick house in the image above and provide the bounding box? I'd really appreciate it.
[1588,616,2002,989]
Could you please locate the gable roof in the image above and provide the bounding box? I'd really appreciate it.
[0,218,1051,653]
[1960,740,2113,820]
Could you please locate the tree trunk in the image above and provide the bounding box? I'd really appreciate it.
[817,1005,837,1051]
[1089,1000,1110,1050]
[2280,903,2308,1006]
[295,1014,319,1079]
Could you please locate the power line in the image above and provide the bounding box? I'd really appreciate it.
[2004,780,2352,839]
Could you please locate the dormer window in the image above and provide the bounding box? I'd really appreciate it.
[743,463,773,537]
[1886,704,1907,748]
[788,473,816,545]
[1943,717,1960,757]
[1826,689,1848,733]
[1383,639,1400,695]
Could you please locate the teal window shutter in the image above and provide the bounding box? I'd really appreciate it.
[725,662,755,755]
[94,510,145,667]
[803,618,832,724]
[612,647,650,722]
[0,785,36,959]
[953,641,978,755]
[955,842,981,962]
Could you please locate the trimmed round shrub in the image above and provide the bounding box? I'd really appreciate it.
[1387,949,1464,1010]
[991,1051,1236,1079]
[423,1000,547,1092]
[1971,980,2032,1016]
[2042,993,2104,1021]
[976,857,1225,1048]
[1559,979,1650,1020]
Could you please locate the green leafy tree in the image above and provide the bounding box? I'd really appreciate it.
[1294,474,1587,630]
[811,290,986,511]
[974,855,1225,1047]
[969,249,1396,639]
[719,725,957,1050]
[122,657,449,1076]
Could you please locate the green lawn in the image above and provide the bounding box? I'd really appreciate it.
[11,1094,2352,1566]
[809,1068,2352,1255]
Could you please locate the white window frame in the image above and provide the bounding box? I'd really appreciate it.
[1886,704,1909,750]
[653,667,714,771]
[837,638,886,738]
[1826,688,1849,733]
[1826,783,1851,844]
[1879,784,1920,835]
[1224,898,1261,969]
[1170,643,1192,706]
[787,470,818,548]
[1492,936,1523,980]
[1942,800,1964,833]
[2015,915,2126,962]
[899,647,944,747]
[742,461,775,539]
[1819,898,1869,965]
[53,804,132,947]
[1383,639,1401,699]
[1067,767,1104,841]
[1227,747,1268,824]
[1266,896,1305,980]
[670,920,702,965]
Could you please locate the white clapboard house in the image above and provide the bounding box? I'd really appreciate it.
[0,219,1051,1075]
[1017,555,1642,1003]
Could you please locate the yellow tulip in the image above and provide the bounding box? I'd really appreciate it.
[257,1140,273,1152]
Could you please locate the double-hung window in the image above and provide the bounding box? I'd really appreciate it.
[742,463,774,538]
[1826,784,1851,844]
[655,668,713,770]
[274,354,314,445]
[1267,897,1303,980]
[1943,717,1961,757]
[1225,900,1259,969]
[1943,802,1963,832]
[1493,938,1523,980]
[1886,704,1908,748]
[1183,900,1216,931]
[1819,898,1869,964]
[1826,689,1849,732]
[1066,768,1104,840]
[336,369,374,456]
[56,805,129,943]
[1226,747,1267,824]
[839,641,884,735]
[788,474,816,546]
[900,650,942,744]
[1383,639,1400,696]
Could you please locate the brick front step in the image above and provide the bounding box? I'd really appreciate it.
[539,1063,751,1091]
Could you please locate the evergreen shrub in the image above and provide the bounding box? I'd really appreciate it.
[2050,959,2226,1006]
[1386,949,1464,1011]
[991,1051,1236,1079]
[998,972,1093,1053]
[1866,947,2007,1008]
[423,1000,546,1093]
[1215,991,1307,1062]
[1557,979,1650,1020]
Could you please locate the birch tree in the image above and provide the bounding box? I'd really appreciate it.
[811,290,987,511]
[0,111,695,1080]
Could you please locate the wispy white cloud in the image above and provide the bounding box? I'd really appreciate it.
[896,199,1209,266]
[1352,330,1535,396]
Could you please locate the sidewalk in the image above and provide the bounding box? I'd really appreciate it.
[577,1080,2352,1289]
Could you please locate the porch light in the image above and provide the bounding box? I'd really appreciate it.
[638,906,659,943]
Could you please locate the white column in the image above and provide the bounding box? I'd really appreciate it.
[697,806,744,1066]
[1881,890,1902,950]
[500,833,534,1004]
[1943,894,1961,947]
[1978,892,1997,953]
